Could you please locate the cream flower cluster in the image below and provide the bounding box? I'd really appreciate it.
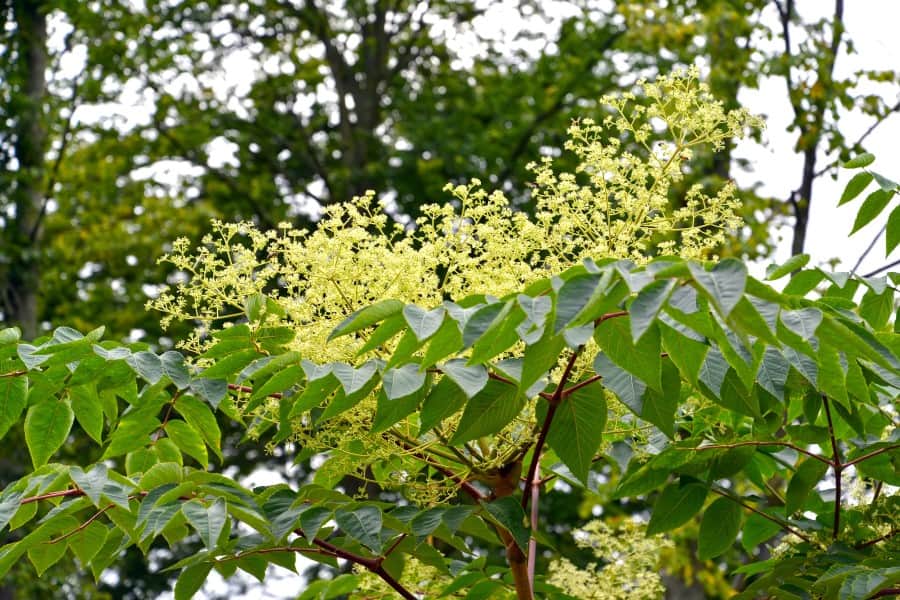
[548,519,673,599]
[148,68,761,475]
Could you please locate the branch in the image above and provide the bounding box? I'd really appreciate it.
[850,223,886,276]
[812,98,900,179]
[844,444,900,468]
[711,487,815,545]
[856,529,897,550]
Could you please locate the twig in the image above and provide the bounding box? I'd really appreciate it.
[844,444,900,468]
[521,347,583,513]
[863,257,900,278]
[850,223,886,276]
[678,441,832,466]
[822,395,843,539]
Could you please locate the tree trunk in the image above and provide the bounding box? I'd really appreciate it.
[3,0,47,340]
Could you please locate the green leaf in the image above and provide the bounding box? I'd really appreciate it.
[450,379,523,445]
[481,496,529,552]
[183,498,227,549]
[25,400,75,468]
[630,279,676,342]
[0,488,24,533]
[785,458,828,515]
[640,362,680,437]
[299,506,332,540]
[255,326,295,353]
[756,347,790,401]
[594,316,661,391]
[332,362,378,396]
[166,420,208,468]
[161,351,191,390]
[697,497,743,559]
[646,481,707,534]
[357,314,406,356]
[839,567,900,600]
[593,353,645,416]
[70,520,108,566]
[71,464,130,509]
[741,511,783,551]
[126,351,163,384]
[201,349,260,380]
[0,376,27,440]
[189,378,228,410]
[851,188,892,234]
[70,384,103,444]
[28,537,69,576]
[688,259,747,318]
[873,171,899,191]
[462,302,508,348]
[766,254,811,281]
[419,376,467,432]
[442,360,488,398]
[520,328,566,394]
[175,395,222,462]
[554,274,602,332]
[335,506,383,552]
[420,317,464,367]
[842,152,875,168]
[139,462,183,490]
[545,379,606,484]
[381,363,426,400]
[886,204,900,255]
[250,364,305,403]
[372,379,427,432]
[838,171,874,205]
[403,305,445,342]
[175,563,213,600]
[330,299,404,340]
[659,323,708,387]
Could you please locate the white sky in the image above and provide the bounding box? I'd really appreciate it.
[128,2,900,598]
[734,2,900,278]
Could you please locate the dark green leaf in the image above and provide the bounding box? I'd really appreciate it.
[646,481,707,534]
[594,316,661,391]
[442,360,488,398]
[175,563,213,600]
[175,395,222,462]
[126,351,163,384]
[335,506,383,552]
[630,279,676,342]
[70,384,103,444]
[697,497,743,559]
[450,379,523,445]
[688,259,747,318]
[481,496,529,552]
[166,420,208,468]
[593,353,645,416]
[785,458,828,515]
[419,376,467,432]
[545,379,606,483]
[161,352,191,390]
[183,498,227,549]
[329,300,404,340]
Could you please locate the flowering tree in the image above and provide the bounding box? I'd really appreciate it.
[0,71,897,599]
